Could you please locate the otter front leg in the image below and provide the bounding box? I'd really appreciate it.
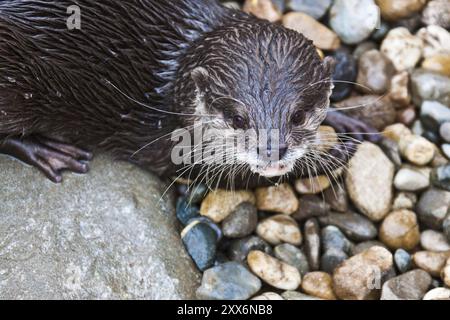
[0,135,92,183]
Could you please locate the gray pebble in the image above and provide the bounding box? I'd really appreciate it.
[318,212,378,241]
[440,122,450,143]
[274,243,310,276]
[182,221,218,271]
[222,202,258,238]
[292,195,330,221]
[227,236,273,263]
[287,0,332,19]
[304,218,321,271]
[394,249,412,274]
[416,188,450,230]
[321,248,348,274]
[431,164,450,191]
[351,241,388,256]
[321,225,353,253]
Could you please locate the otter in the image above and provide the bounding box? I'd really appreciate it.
[0,0,378,189]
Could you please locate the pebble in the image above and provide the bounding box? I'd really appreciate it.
[281,291,322,300]
[381,27,423,72]
[316,125,338,153]
[440,122,450,143]
[176,197,200,226]
[376,0,428,21]
[397,106,417,126]
[421,230,450,252]
[333,246,394,300]
[323,183,348,213]
[392,192,417,210]
[383,123,412,143]
[345,142,394,221]
[255,183,299,214]
[416,26,450,59]
[423,287,450,300]
[416,188,450,230]
[251,292,284,300]
[227,236,272,263]
[380,269,432,300]
[379,209,421,250]
[421,101,450,132]
[394,249,413,273]
[371,21,390,42]
[256,214,302,246]
[200,190,255,223]
[389,71,411,108]
[393,166,431,191]
[431,164,450,191]
[329,0,379,45]
[422,54,450,77]
[282,12,340,50]
[196,262,262,300]
[222,202,258,238]
[318,212,378,241]
[301,272,337,300]
[294,175,331,195]
[351,241,388,256]
[287,0,332,20]
[443,144,450,159]
[243,0,282,22]
[421,0,450,28]
[411,69,450,107]
[398,134,436,166]
[357,50,395,94]
[442,258,450,287]
[321,248,348,274]
[248,250,302,290]
[329,50,358,102]
[379,138,403,169]
[187,184,208,204]
[335,95,397,131]
[322,225,353,254]
[413,251,450,277]
[304,218,321,271]
[444,214,450,242]
[292,195,330,221]
[274,243,310,276]
[181,220,219,271]
[353,41,378,61]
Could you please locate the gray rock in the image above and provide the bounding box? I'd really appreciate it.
[0,155,200,299]
[292,195,330,221]
[323,183,349,213]
[440,122,450,143]
[394,249,412,274]
[394,166,431,192]
[287,0,332,19]
[227,236,272,263]
[422,0,450,28]
[431,164,450,191]
[282,291,322,300]
[304,218,321,271]
[416,188,450,230]
[329,0,379,44]
[411,69,450,107]
[321,248,348,274]
[321,225,353,254]
[356,49,395,94]
[421,100,450,132]
[318,212,378,241]
[444,213,450,242]
[196,262,261,300]
[381,270,432,300]
[222,202,258,238]
[442,144,450,159]
[182,220,218,271]
[274,244,310,276]
[351,241,388,256]
[379,138,402,169]
[353,41,378,61]
[420,230,450,252]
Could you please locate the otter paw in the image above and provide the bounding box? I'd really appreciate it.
[1,136,92,183]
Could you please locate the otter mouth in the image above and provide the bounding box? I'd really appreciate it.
[250,162,293,178]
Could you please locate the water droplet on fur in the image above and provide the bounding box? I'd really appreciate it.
[109,49,118,57]
[24,93,33,100]
[7,77,16,83]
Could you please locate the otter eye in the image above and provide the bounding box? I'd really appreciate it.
[232,115,246,130]
[291,110,305,126]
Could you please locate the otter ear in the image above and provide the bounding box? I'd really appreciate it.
[191,66,210,94]
[322,56,336,77]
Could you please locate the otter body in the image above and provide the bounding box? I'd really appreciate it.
[0,0,376,187]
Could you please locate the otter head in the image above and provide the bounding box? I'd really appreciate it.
[172,22,334,180]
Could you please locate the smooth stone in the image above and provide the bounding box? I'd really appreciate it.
[200,190,256,223]
[176,196,200,226]
[379,209,421,250]
[227,236,273,263]
[333,246,394,300]
[345,142,394,221]
[421,0,450,28]
[243,0,282,22]
[443,144,450,159]
[392,192,417,210]
[421,230,450,252]
[187,184,208,204]
[416,26,450,59]
[329,0,379,45]
[287,0,332,19]
[422,54,450,77]
[256,214,302,246]
[294,175,331,195]
[389,71,411,108]
[282,12,340,50]
[398,134,436,166]
[316,125,338,153]
[383,123,413,143]
[321,248,348,274]
[397,107,417,126]
[255,183,299,214]
[335,95,397,131]
[251,292,284,300]
[442,258,450,287]
[423,287,450,300]
[357,49,395,94]
[181,221,218,271]
[376,0,427,21]
[321,225,353,254]
[281,291,322,300]
[292,195,330,221]
[329,50,358,102]
[440,122,450,142]
[411,69,450,107]
[394,249,413,273]
[323,183,348,213]
[379,138,403,169]
[301,272,337,300]
[421,101,450,131]
[196,262,262,300]
[431,164,450,191]
[394,13,423,33]
[413,251,450,277]
[318,212,378,241]
[380,269,432,300]
[304,218,321,271]
[351,241,388,256]
[222,202,258,238]
[381,27,423,72]
[248,250,302,290]
[274,244,310,276]
[371,20,390,42]
[394,166,431,191]
[0,155,200,299]
[353,41,378,61]
[416,188,450,230]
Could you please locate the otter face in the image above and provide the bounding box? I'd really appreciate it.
[174,22,334,180]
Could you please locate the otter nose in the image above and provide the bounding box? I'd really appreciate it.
[257,145,288,160]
